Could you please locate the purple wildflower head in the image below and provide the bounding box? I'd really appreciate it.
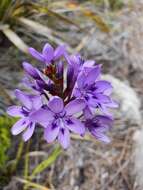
[7,90,42,141]
[7,42,118,149]
[31,96,85,149]
[84,107,113,143]
[28,43,65,66]
[73,65,118,116]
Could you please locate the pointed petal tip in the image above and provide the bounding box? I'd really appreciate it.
[95,133,111,144]
[42,43,54,62]
[11,118,28,135]
[54,44,66,59]
[7,105,23,117]
[28,47,33,52]
[58,128,70,149]
[22,62,39,79]
[28,47,45,63]
[7,106,14,116]
[22,123,35,141]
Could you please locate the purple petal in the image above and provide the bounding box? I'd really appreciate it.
[58,128,70,149]
[65,99,85,115]
[7,106,24,117]
[83,67,93,74]
[93,94,111,103]
[22,77,35,90]
[99,104,112,116]
[65,117,85,135]
[68,54,80,66]
[44,122,59,143]
[82,60,95,68]
[64,52,72,65]
[93,132,111,143]
[83,106,93,119]
[95,115,113,126]
[15,89,32,110]
[73,87,81,97]
[30,95,42,110]
[104,88,113,96]
[54,45,65,59]
[85,66,101,85]
[86,94,98,108]
[95,80,112,93]
[28,47,45,62]
[30,108,54,126]
[11,118,29,135]
[77,73,86,89]
[56,61,64,78]
[106,100,119,108]
[48,96,64,113]
[42,43,54,63]
[94,126,109,133]
[23,62,40,79]
[36,79,52,91]
[67,64,75,88]
[22,123,35,141]
[36,69,51,85]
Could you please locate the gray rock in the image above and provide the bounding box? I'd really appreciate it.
[102,74,141,124]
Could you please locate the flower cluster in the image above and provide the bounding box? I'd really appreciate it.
[7,43,118,149]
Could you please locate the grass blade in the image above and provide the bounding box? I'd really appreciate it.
[0,0,12,20]
[34,5,81,30]
[18,17,73,52]
[15,177,50,190]
[23,140,31,190]
[81,9,110,33]
[30,145,62,179]
[11,140,24,173]
[2,28,28,53]
[54,2,110,33]
[18,17,52,35]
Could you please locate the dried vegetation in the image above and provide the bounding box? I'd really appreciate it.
[0,0,143,189]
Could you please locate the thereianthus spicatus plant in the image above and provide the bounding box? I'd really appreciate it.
[7,43,118,149]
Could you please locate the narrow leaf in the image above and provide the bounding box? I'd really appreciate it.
[15,177,50,190]
[18,17,73,52]
[18,17,52,36]
[30,146,62,178]
[2,28,28,53]
[11,140,24,173]
[81,9,110,33]
[36,5,81,29]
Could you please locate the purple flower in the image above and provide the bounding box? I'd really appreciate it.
[7,42,118,148]
[31,96,86,149]
[56,61,64,79]
[66,54,95,90]
[23,62,41,80]
[29,43,66,65]
[66,54,95,73]
[22,62,55,95]
[84,108,113,143]
[73,65,118,116]
[7,90,42,141]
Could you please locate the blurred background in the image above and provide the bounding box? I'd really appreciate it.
[0,0,143,189]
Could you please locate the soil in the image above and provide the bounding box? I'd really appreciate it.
[0,1,143,190]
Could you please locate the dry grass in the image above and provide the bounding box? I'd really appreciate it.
[1,0,143,190]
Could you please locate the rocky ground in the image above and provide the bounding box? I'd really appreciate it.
[0,1,143,190]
